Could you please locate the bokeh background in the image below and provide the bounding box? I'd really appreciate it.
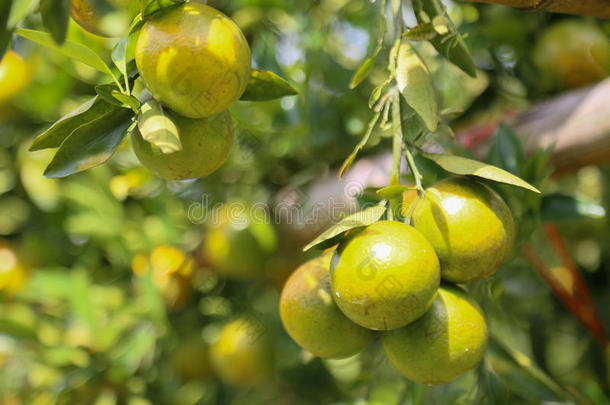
[0,0,609,404]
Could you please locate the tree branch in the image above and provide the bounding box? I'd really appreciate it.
[459,0,610,18]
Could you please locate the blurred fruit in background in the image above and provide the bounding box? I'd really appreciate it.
[171,334,214,381]
[0,241,27,294]
[202,202,277,281]
[70,0,138,37]
[533,20,610,89]
[0,51,30,104]
[209,317,274,387]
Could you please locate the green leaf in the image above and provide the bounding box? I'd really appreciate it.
[137,99,182,154]
[95,83,125,106]
[240,69,298,101]
[487,123,524,175]
[7,0,37,29]
[112,91,140,110]
[396,40,438,132]
[30,96,120,151]
[421,152,540,193]
[15,28,119,81]
[368,84,384,108]
[540,193,605,222]
[44,109,133,178]
[376,185,416,200]
[403,22,437,41]
[339,111,381,179]
[111,19,141,74]
[0,0,11,57]
[142,0,184,19]
[39,0,70,44]
[412,0,477,77]
[350,54,377,89]
[303,202,387,251]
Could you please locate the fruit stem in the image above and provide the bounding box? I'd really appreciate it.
[390,89,402,186]
[404,145,425,197]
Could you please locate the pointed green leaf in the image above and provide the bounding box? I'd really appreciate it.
[0,0,11,57]
[303,203,387,251]
[112,91,140,111]
[137,99,181,154]
[396,40,438,132]
[30,97,120,151]
[40,0,70,44]
[421,152,540,193]
[15,28,118,81]
[350,54,377,89]
[339,111,381,179]
[44,109,133,178]
[368,84,384,108]
[541,193,605,222]
[240,69,298,101]
[412,0,477,78]
[487,123,524,175]
[403,22,437,41]
[376,185,416,200]
[8,0,38,29]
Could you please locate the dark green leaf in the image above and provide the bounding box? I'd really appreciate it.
[240,69,298,101]
[412,0,477,78]
[44,109,133,178]
[396,40,438,132]
[0,0,11,57]
[142,0,184,19]
[137,99,181,153]
[421,152,540,193]
[339,111,381,178]
[487,123,524,175]
[39,0,70,45]
[350,54,377,89]
[303,203,387,251]
[15,28,118,81]
[30,96,120,151]
[540,193,605,222]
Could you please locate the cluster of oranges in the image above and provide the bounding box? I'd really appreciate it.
[131,2,251,180]
[280,176,515,385]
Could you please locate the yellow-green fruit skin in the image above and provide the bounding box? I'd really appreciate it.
[210,318,273,387]
[131,110,233,180]
[412,177,514,283]
[330,221,440,331]
[135,3,251,118]
[280,255,376,359]
[382,285,488,385]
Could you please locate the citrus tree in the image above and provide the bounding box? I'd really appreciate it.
[0,0,609,404]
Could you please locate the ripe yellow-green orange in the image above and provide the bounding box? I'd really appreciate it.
[131,110,233,180]
[0,51,30,104]
[533,20,610,89]
[411,177,514,283]
[210,317,274,387]
[330,220,440,331]
[280,255,376,359]
[202,202,276,280]
[135,3,251,118]
[171,334,214,381]
[382,285,488,385]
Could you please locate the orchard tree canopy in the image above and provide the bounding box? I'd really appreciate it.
[0,0,609,404]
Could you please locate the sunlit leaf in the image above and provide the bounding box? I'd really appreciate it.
[350,54,377,89]
[376,185,416,200]
[303,203,387,251]
[396,40,438,132]
[240,69,298,101]
[137,99,181,154]
[421,152,540,193]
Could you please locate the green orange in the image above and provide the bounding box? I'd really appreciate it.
[135,3,251,118]
[210,317,274,387]
[0,51,30,104]
[533,20,610,89]
[171,334,214,381]
[382,285,488,385]
[280,255,376,359]
[411,177,514,283]
[330,220,440,331]
[131,110,233,180]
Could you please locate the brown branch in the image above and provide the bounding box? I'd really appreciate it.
[459,0,610,18]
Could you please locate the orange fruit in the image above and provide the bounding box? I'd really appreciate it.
[411,177,515,283]
[131,109,233,180]
[330,220,440,331]
[280,255,376,359]
[135,3,251,118]
[0,51,30,103]
[382,285,488,385]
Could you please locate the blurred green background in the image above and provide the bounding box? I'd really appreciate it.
[1,0,610,404]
